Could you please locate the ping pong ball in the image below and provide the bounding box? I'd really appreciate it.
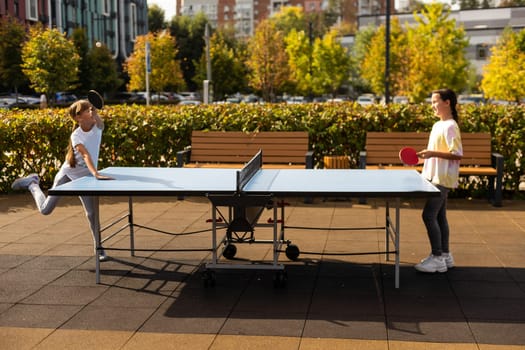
[96,42,102,48]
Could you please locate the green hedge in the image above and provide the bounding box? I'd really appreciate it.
[1,102,523,197]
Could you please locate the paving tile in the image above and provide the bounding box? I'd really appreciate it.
[140,314,227,334]
[384,294,464,319]
[386,318,475,343]
[0,326,54,350]
[0,282,47,303]
[0,255,35,269]
[300,337,388,350]
[220,312,306,337]
[303,316,387,340]
[49,268,121,287]
[18,255,90,270]
[0,242,57,255]
[33,329,132,350]
[0,303,13,314]
[469,321,525,346]
[0,304,82,328]
[211,334,300,350]
[90,285,170,308]
[478,344,525,350]
[447,266,516,282]
[0,266,68,285]
[21,285,107,305]
[450,280,525,298]
[388,340,478,349]
[61,305,156,331]
[123,332,215,350]
[309,293,385,317]
[459,297,525,321]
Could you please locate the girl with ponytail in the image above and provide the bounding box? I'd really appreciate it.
[12,99,113,261]
[415,88,463,273]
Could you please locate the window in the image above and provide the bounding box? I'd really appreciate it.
[26,0,38,21]
[476,44,488,60]
[102,0,110,16]
[130,3,137,41]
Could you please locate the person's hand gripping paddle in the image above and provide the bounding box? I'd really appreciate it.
[88,90,104,110]
[399,147,419,166]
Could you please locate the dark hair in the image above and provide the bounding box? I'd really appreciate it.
[432,88,458,123]
[66,100,91,167]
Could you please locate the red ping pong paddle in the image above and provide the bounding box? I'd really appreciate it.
[399,147,419,165]
[88,90,104,109]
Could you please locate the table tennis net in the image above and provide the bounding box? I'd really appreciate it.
[237,150,263,192]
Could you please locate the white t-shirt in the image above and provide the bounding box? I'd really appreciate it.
[421,119,463,189]
[60,125,103,180]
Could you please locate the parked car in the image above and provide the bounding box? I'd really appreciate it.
[19,95,41,105]
[151,93,169,102]
[178,91,200,101]
[55,92,77,104]
[286,96,306,104]
[458,94,485,105]
[393,96,409,104]
[356,94,375,106]
[0,97,18,109]
[178,99,201,106]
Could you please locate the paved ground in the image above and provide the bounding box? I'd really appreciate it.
[0,193,524,350]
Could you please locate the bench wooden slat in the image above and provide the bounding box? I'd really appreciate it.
[179,130,311,168]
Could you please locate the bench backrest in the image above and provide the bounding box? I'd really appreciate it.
[190,131,309,164]
[365,132,493,166]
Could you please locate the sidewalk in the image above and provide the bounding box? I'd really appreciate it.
[0,193,524,350]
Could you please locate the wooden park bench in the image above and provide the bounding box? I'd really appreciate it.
[177,130,313,169]
[359,132,504,206]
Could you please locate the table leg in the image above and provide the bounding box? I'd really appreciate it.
[94,196,101,284]
[395,198,400,289]
[128,196,135,256]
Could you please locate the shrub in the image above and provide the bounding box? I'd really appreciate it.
[1,102,523,197]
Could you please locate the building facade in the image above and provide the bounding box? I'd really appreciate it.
[0,0,148,63]
[178,0,335,38]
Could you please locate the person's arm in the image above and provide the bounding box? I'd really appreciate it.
[92,107,104,130]
[418,149,462,160]
[75,144,113,180]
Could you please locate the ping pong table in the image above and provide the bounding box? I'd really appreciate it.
[49,151,439,288]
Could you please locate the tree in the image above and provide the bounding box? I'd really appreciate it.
[406,4,469,101]
[124,32,184,95]
[361,18,409,98]
[272,6,307,36]
[148,4,166,33]
[193,30,248,100]
[285,28,351,97]
[314,30,352,96]
[361,4,469,102]
[246,19,290,101]
[71,28,91,96]
[87,43,123,95]
[481,28,525,103]
[350,25,376,94]
[285,29,314,96]
[0,16,28,97]
[169,13,208,91]
[21,26,80,103]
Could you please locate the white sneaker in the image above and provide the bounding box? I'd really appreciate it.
[98,250,109,262]
[415,254,447,273]
[443,252,454,268]
[11,173,39,190]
